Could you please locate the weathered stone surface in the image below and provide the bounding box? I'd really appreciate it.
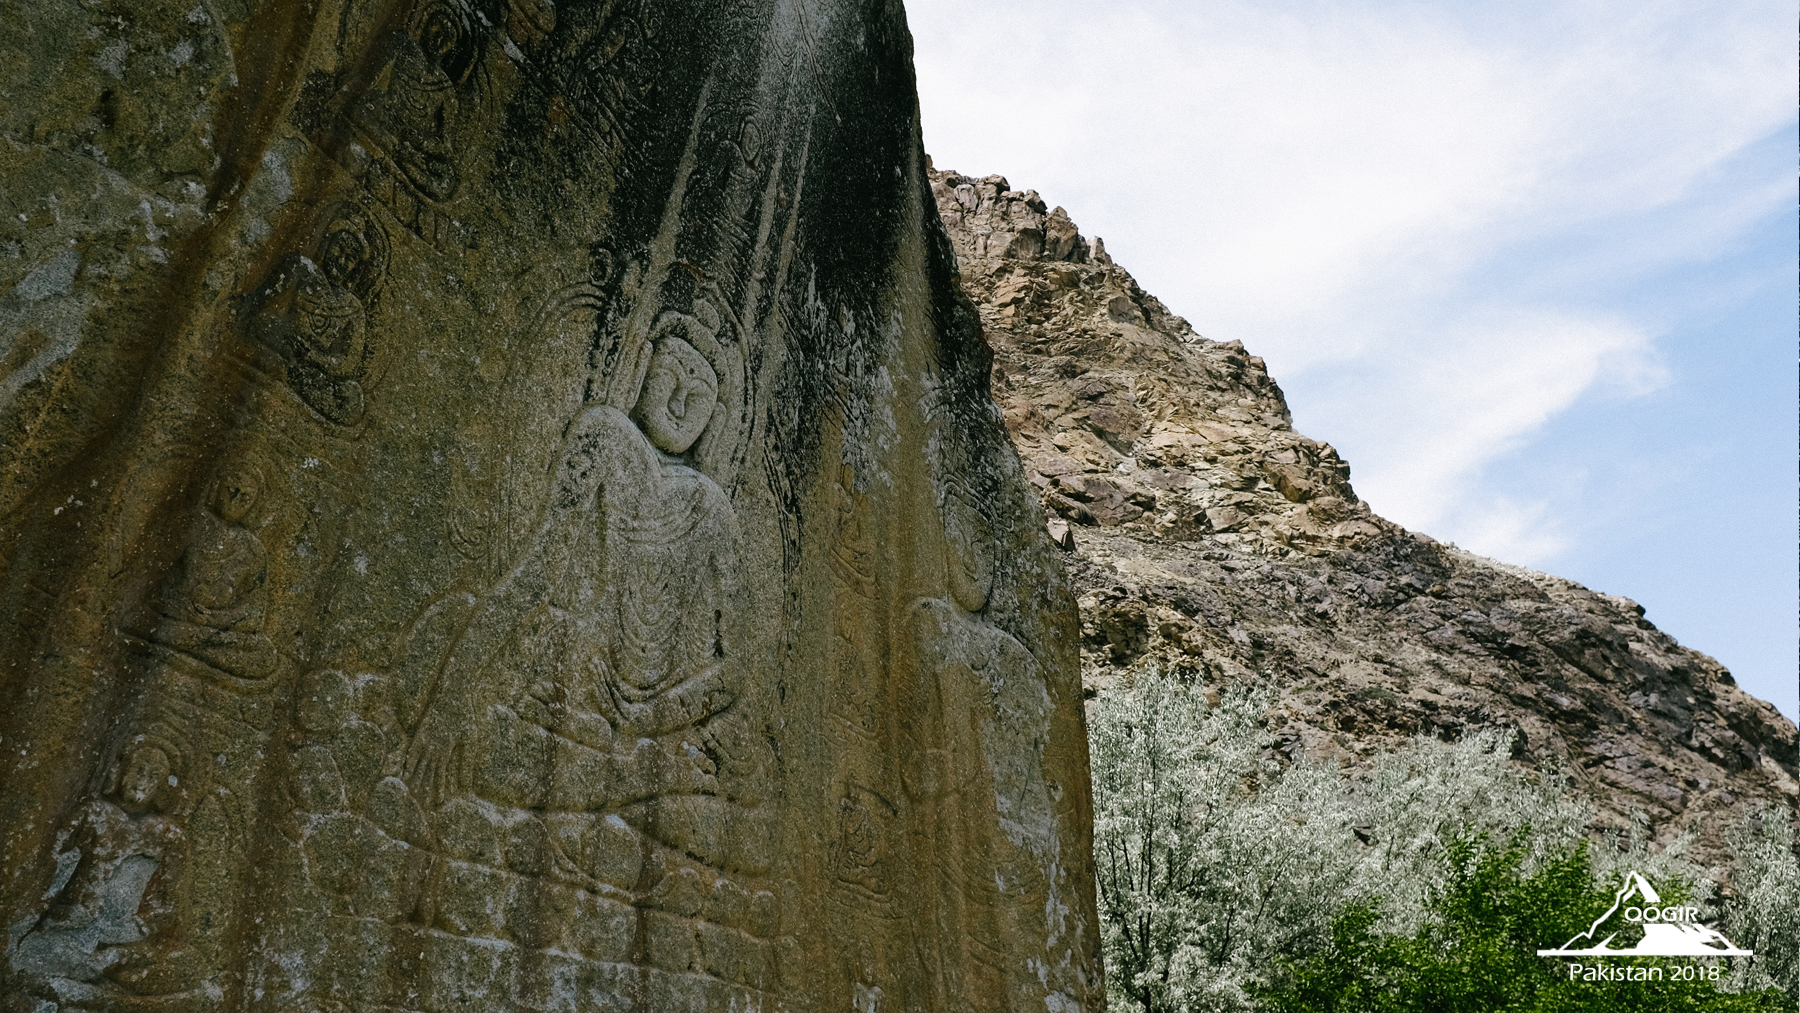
[931,165,1799,866]
[0,6,1103,1009]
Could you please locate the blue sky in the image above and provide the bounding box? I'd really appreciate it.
[905,0,1797,721]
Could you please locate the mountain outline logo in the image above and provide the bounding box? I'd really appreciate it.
[1538,870,1752,957]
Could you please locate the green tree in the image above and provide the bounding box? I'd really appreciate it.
[1259,833,1789,1013]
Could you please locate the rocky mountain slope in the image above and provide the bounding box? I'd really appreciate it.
[930,166,1799,864]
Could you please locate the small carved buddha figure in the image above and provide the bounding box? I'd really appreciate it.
[244,205,385,424]
[16,740,192,994]
[150,461,278,680]
[294,227,372,381]
[282,229,373,423]
[351,2,463,202]
[91,741,197,993]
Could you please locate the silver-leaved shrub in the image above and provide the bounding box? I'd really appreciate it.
[1089,665,1796,1012]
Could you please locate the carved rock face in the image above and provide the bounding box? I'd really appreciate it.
[0,1,1100,1010]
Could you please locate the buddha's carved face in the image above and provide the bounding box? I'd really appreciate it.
[211,465,261,525]
[632,336,718,454]
[320,228,368,290]
[297,669,352,737]
[118,744,171,815]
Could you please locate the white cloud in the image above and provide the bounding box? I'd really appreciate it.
[1442,496,1568,565]
[1337,310,1667,561]
[909,0,1793,566]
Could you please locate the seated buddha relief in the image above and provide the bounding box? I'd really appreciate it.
[393,288,775,972]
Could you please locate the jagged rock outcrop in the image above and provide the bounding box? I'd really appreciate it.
[0,4,1107,1009]
[931,166,1799,865]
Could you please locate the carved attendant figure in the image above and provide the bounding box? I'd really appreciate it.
[245,204,387,424]
[907,472,1062,1010]
[349,0,469,202]
[12,751,189,993]
[293,227,372,372]
[150,460,277,679]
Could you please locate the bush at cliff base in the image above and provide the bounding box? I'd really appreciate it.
[1257,833,1789,1012]
[1088,667,1799,1013]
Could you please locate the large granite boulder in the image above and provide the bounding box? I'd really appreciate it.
[0,3,1101,1009]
